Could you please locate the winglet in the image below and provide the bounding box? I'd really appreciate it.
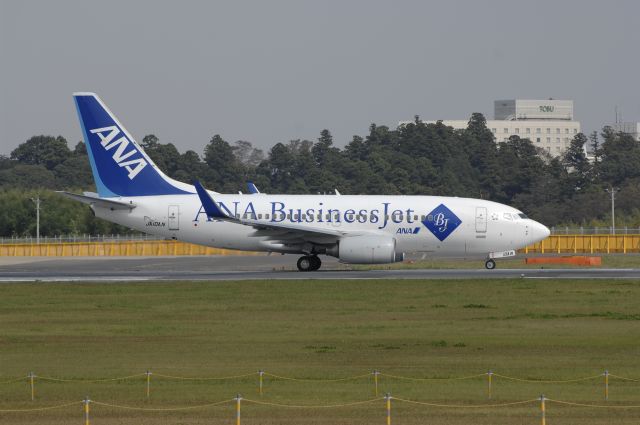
[247,181,260,194]
[193,181,228,219]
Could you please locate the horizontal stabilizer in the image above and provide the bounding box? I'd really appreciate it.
[57,191,136,210]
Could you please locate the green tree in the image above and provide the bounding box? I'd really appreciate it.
[599,127,640,185]
[232,140,264,167]
[141,135,181,177]
[311,129,335,167]
[10,135,71,170]
[173,150,209,183]
[562,133,591,191]
[496,136,545,202]
[203,135,243,191]
[0,165,57,189]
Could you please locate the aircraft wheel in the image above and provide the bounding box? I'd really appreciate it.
[485,259,496,270]
[309,255,322,271]
[297,256,313,272]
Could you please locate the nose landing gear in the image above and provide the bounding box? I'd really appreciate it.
[484,259,496,270]
[297,255,322,272]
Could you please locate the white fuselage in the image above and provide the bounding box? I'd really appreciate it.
[93,193,548,258]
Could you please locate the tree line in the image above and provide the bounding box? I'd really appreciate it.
[1,113,639,237]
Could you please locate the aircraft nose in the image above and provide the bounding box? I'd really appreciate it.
[530,221,550,243]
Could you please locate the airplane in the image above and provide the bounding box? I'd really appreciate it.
[61,93,550,271]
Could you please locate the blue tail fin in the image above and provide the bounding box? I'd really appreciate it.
[73,93,192,197]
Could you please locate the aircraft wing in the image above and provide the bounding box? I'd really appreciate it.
[57,191,136,210]
[193,181,362,245]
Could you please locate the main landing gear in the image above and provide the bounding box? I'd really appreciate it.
[484,259,496,270]
[297,255,322,272]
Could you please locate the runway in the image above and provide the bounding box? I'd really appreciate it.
[1,256,640,281]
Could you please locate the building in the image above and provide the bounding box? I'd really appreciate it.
[401,99,581,157]
[608,122,640,141]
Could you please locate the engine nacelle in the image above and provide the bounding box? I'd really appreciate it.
[331,235,404,264]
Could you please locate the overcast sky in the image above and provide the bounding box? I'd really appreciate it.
[1,0,639,156]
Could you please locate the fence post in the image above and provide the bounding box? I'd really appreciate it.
[384,393,391,425]
[235,394,242,425]
[373,370,380,396]
[258,370,264,395]
[540,394,546,425]
[604,370,609,401]
[146,370,152,399]
[28,371,35,401]
[487,370,493,399]
[83,397,91,425]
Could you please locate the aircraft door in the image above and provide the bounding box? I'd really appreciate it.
[475,207,487,233]
[168,205,179,231]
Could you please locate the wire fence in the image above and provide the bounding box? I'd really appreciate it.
[1,395,640,424]
[2,369,638,401]
[550,226,640,235]
[0,234,160,244]
[1,369,639,424]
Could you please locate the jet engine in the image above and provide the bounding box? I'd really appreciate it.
[327,235,404,264]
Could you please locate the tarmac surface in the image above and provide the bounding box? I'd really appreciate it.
[1,255,640,281]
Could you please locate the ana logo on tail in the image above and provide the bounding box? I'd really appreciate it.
[90,126,148,179]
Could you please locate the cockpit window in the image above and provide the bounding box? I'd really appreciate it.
[503,213,513,220]
[518,213,528,219]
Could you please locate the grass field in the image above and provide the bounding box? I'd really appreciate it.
[0,279,639,424]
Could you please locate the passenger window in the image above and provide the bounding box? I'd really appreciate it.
[414,215,418,221]
[265,214,269,219]
[421,215,426,221]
